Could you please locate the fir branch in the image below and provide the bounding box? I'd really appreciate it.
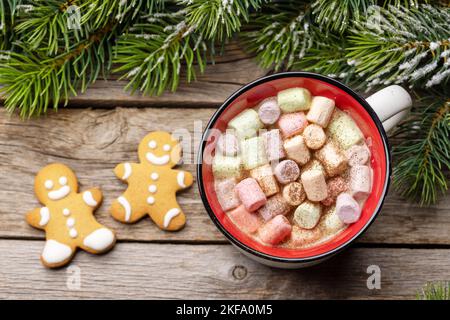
[113,7,208,96]
[391,93,450,205]
[180,0,265,41]
[0,22,116,118]
[347,5,450,90]
[417,282,450,300]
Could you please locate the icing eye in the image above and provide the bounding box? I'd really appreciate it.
[59,176,67,185]
[148,140,157,149]
[44,180,53,190]
[163,144,171,151]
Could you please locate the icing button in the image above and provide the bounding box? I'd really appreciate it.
[66,218,75,228]
[147,196,155,204]
[148,185,157,193]
[69,228,78,238]
[151,172,159,180]
[63,208,70,216]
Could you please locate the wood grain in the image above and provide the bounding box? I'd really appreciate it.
[1,107,449,245]
[0,240,448,299]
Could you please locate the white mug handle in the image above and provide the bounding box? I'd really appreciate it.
[366,85,412,132]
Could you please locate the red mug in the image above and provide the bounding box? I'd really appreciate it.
[197,72,412,268]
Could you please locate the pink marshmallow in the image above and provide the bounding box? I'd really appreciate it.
[258,98,281,125]
[336,193,361,224]
[257,194,291,221]
[262,129,286,162]
[346,144,371,166]
[228,205,262,234]
[235,178,267,212]
[259,215,292,245]
[216,132,240,156]
[277,112,308,138]
[274,160,300,184]
[215,178,240,211]
[350,165,372,200]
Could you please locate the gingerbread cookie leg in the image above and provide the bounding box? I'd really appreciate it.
[41,239,76,268]
[148,195,186,231]
[111,192,148,223]
[81,226,116,254]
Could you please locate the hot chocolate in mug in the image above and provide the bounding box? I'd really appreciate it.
[197,72,412,268]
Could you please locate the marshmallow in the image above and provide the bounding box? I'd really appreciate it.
[319,205,346,233]
[315,141,348,177]
[283,135,311,165]
[303,124,326,150]
[258,215,292,245]
[336,193,361,224]
[228,109,263,139]
[282,182,306,206]
[250,164,279,197]
[258,98,280,125]
[215,178,240,211]
[213,155,242,179]
[302,159,327,177]
[306,96,335,127]
[274,160,300,184]
[277,112,308,138]
[321,176,348,206]
[349,165,372,200]
[258,194,291,221]
[291,225,323,246]
[327,110,364,150]
[346,144,371,166]
[228,205,262,234]
[216,132,240,156]
[294,201,322,229]
[277,87,311,113]
[235,178,267,212]
[240,136,269,170]
[301,169,328,202]
[262,129,285,162]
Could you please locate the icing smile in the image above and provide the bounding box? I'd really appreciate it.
[146,152,170,165]
[48,185,71,200]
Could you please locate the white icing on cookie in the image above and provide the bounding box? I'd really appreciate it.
[148,185,157,193]
[66,217,75,228]
[69,228,78,238]
[163,144,171,151]
[59,176,67,185]
[163,208,181,228]
[147,196,155,204]
[146,152,170,165]
[48,185,71,200]
[122,163,132,180]
[41,240,73,265]
[44,180,53,190]
[151,172,159,180]
[83,191,98,207]
[83,228,115,251]
[148,140,157,149]
[177,171,186,188]
[118,196,131,222]
[63,208,70,216]
[39,207,50,226]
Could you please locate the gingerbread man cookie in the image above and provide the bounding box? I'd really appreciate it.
[110,131,193,231]
[26,163,116,268]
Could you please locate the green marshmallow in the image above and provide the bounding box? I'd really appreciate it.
[213,155,242,179]
[294,201,321,229]
[228,109,263,139]
[277,87,312,113]
[241,136,269,170]
[327,109,364,150]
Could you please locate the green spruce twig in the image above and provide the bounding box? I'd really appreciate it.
[391,93,450,205]
[417,282,450,300]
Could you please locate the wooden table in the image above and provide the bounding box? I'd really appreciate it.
[1,44,449,300]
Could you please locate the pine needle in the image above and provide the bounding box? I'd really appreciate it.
[417,282,450,300]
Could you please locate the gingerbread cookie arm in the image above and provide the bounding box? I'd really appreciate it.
[114,162,138,182]
[26,207,50,230]
[82,188,103,209]
[173,169,194,191]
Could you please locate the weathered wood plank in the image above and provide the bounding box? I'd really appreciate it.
[0,42,267,108]
[0,240,447,299]
[1,108,449,245]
